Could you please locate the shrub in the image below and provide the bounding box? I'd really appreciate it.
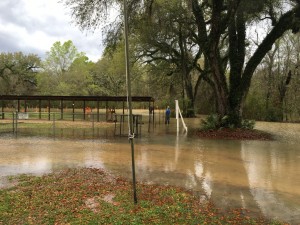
[201,114,255,130]
[201,114,219,130]
[241,119,255,129]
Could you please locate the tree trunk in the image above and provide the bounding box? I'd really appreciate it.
[207,0,229,123]
[184,79,196,117]
[178,22,196,118]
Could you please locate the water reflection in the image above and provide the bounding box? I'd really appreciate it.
[241,141,300,223]
[0,121,299,224]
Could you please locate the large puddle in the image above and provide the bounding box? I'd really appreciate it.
[0,118,299,224]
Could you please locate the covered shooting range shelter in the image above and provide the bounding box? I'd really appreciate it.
[0,95,155,122]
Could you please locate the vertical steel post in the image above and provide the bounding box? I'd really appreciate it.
[124,0,137,204]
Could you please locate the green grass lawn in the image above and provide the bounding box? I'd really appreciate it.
[0,168,285,225]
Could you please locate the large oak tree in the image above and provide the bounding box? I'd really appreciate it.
[191,0,300,126]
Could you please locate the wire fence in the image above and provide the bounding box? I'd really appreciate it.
[0,112,111,138]
[0,109,168,138]
[0,112,149,138]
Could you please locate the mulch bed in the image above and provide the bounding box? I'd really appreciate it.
[196,128,274,140]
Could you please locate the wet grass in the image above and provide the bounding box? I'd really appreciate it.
[0,168,285,225]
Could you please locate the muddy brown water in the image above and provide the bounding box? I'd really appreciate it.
[0,118,299,224]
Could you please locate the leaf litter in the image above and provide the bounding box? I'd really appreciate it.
[0,167,286,224]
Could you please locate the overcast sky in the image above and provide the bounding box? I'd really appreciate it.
[0,0,104,62]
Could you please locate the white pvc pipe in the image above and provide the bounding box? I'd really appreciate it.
[175,100,187,134]
[175,100,179,133]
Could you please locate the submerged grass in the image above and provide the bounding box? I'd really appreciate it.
[0,168,285,225]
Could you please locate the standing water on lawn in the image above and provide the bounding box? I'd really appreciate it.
[0,118,299,224]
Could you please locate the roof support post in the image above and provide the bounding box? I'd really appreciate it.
[72,101,75,121]
[1,100,4,119]
[17,99,20,112]
[83,100,86,120]
[97,100,100,122]
[48,99,51,121]
[60,99,63,120]
[39,100,42,119]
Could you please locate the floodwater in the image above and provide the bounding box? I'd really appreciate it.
[0,118,300,224]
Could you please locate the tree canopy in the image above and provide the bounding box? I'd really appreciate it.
[60,0,300,126]
[0,52,41,95]
[44,40,84,76]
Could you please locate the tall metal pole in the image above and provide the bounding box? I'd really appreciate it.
[124,0,137,204]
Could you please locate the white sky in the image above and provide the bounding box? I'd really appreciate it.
[0,0,104,62]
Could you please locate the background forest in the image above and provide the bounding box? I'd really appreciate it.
[1,0,300,123]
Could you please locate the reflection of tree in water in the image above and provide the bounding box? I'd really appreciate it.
[189,141,262,216]
[241,141,300,224]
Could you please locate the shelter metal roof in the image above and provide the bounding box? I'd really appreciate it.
[0,95,154,102]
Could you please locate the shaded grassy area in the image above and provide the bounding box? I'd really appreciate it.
[0,168,285,224]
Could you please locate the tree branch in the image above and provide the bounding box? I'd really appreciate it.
[242,5,300,91]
